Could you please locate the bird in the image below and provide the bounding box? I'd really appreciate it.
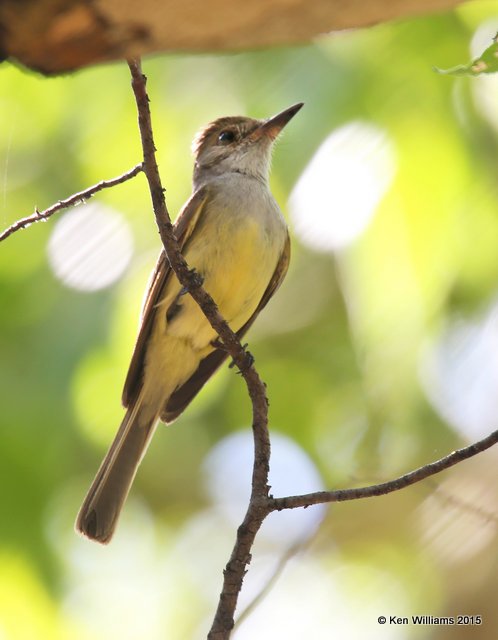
[76,102,303,543]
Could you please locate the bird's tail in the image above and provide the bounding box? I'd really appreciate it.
[75,396,158,544]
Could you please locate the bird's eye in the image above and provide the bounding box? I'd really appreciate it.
[218,130,236,144]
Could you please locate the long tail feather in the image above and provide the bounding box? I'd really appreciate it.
[76,398,158,544]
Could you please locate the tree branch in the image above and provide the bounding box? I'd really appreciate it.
[126,58,498,639]
[127,58,272,640]
[270,428,498,511]
[0,164,143,242]
[3,47,496,640]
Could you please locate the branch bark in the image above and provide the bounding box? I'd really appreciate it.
[270,428,498,510]
[0,0,468,74]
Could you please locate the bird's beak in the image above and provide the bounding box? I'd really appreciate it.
[250,102,304,142]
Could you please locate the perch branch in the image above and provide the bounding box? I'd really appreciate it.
[127,58,272,640]
[3,52,497,640]
[126,57,498,639]
[0,164,143,242]
[270,429,498,511]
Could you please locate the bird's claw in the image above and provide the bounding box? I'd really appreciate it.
[211,337,225,350]
[229,344,254,372]
[181,269,204,295]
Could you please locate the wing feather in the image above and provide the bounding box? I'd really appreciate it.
[161,232,291,423]
[121,186,210,407]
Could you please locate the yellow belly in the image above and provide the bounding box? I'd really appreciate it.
[169,217,278,346]
[141,182,286,409]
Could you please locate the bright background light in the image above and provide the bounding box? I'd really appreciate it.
[203,430,326,546]
[470,19,498,133]
[47,203,133,291]
[419,302,498,440]
[2,8,498,640]
[289,122,395,251]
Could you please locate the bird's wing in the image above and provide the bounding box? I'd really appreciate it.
[122,186,211,408]
[236,230,291,334]
[161,231,291,423]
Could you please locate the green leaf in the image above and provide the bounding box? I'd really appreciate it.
[435,33,498,76]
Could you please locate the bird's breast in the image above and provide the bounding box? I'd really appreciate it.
[168,179,287,347]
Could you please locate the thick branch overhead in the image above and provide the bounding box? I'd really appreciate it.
[1,0,468,74]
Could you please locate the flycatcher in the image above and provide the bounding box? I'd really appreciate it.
[76,102,303,543]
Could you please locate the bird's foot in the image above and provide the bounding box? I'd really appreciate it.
[180,269,204,295]
[230,344,255,372]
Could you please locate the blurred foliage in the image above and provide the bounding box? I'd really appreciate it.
[2,3,498,639]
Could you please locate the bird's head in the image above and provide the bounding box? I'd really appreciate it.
[192,103,303,187]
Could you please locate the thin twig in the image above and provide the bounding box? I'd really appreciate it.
[0,164,143,242]
[270,429,498,511]
[127,58,272,640]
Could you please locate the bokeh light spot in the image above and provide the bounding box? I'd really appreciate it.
[47,203,133,291]
[417,475,497,566]
[203,431,326,546]
[470,20,498,133]
[289,121,395,251]
[419,302,498,439]
[234,555,408,640]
